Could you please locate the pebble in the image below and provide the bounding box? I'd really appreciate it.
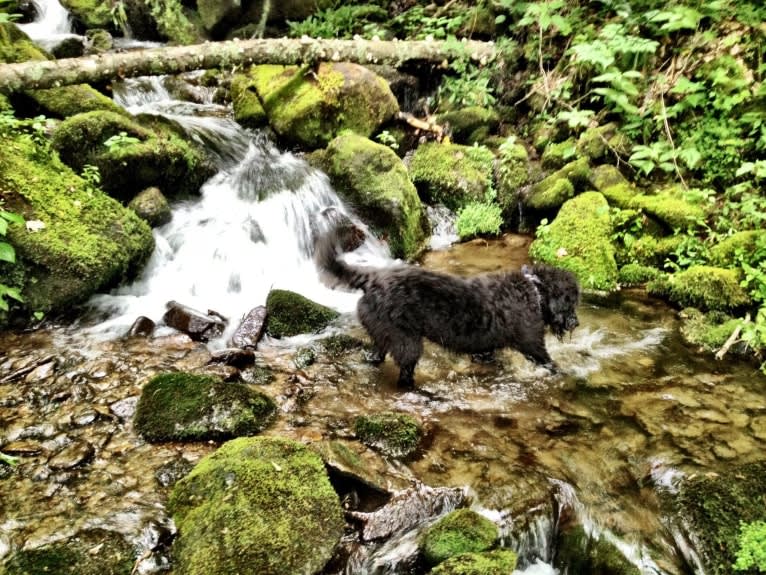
[48,440,95,470]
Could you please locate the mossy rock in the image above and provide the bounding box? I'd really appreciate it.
[529,191,618,291]
[244,62,398,149]
[576,123,629,161]
[436,107,500,145]
[354,411,422,459]
[669,461,766,575]
[555,525,640,575]
[618,263,662,286]
[678,308,746,352]
[168,436,344,575]
[647,265,751,312]
[496,140,529,216]
[525,158,591,211]
[51,111,214,201]
[319,333,365,356]
[128,186,172,227]
[18,85,125,119]
[230,72,268,129]
[60,0,112,29]
[265,289,339,338]
[422,509,499,566]
[0,133,154,321]
[134,372,276,442]
[589,165,635,201]
[625,234,683,267]
[409,142,495,211]
[0,529,134,575]
[626,185,709,230]
[429,550,518,575]
[710,230,766,267]
[321,132,427,259]
[541,138,577,170]
[0,21,49,64]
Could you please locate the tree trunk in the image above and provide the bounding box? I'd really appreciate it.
[0,37,496,94]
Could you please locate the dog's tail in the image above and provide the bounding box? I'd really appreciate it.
[314,225,372,291]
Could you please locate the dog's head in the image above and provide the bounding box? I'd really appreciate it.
[528,264,580,339]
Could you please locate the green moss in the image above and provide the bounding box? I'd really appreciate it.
[127,186,172,227]
[710,230,766,267]
[576,123,628,161]
[526,158,591,211]
[249,63,398,149]
[322,133,427,259]
[672,461,766,575]
[354,411,421,458]
[319,333,364,356]
[541,138,577,170]
[496,140,529,214]
[618,263,662,286]
[230,73,268,129]
[529,191,618,291]
[0,133,153,318]
[422,509,499,566]
[1,530,134,575]
[59,0,112,28]
[133,372,276,442]
[589,164,630,194]
[632,191,707,230]
[168,436,344,575]
[679,308,744,351]
[266,289,339,338]
[647,265,751,312]
[627,235,683,267]
[555,525,640,575]
[409,143,495,211]
[429,550,518,575]
[436,107,500,145]
[23,85,125,118]
[0,21,49,64]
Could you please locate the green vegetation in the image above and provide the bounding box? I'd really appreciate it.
[456,202,503,240]
[421,509,499,566]
[429,550,518,575]
[734,521,766,572]
[354,411,422,458]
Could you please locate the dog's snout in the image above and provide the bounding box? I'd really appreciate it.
[567,316,579,330]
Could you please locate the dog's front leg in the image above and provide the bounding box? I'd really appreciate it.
[397,364,416,388]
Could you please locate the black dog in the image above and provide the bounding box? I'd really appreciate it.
[315,226,580,387]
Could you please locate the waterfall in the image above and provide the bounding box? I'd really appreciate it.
[17,0,78,51]
[87,76,391,344]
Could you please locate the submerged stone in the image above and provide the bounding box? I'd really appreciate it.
[555,524,640,575]
[168,436,344,575]
[529,191,618,291]
[265,289,339,338]
[133,372,276,442]
[354,411,422,459]
[421,508,499,566]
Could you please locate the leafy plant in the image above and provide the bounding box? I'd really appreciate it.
[81,164,101,188]
[287,5,387,39]
[375,130,399,151]
[456,202,503,240]
[103,131,140,152]
[0,206,24,312]
[0,451,20,466]
[0,0,20,22]
[734,520,766,571]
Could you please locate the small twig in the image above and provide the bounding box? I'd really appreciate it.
[659,92,688,191]
[397,111,445,138]
[715,312,750,361]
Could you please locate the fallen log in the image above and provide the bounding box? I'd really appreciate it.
[0,37,497,94]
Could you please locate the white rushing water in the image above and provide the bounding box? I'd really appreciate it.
[17,0,79,51]
[87,77,392,344]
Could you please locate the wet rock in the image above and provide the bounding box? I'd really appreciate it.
[50,36,85,58]
[555,524,640,575]
[265,289,339,338]
[240,364,276,386]
[127,315,156,337]
[48,440,95,470]
[133,372,276,442]
[293,346,317,369]
[168,436,344,575]
[109,396,138,420]
[163,301,227,342]
[154,458,194,488]
[354,412,423,459]
[128,186,172,227]
[348,482,468,541]
[24,360,57,383]
[1,440,43,456]
[229,306,267,349]
[750,416,766,441]
[421,508,499,566]
[209,348,255,369]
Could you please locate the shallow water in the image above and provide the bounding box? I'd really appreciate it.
[2,235,764,573]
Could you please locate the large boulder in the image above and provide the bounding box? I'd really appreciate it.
[168,436,344,575]
[408,142,495,211]
[236,62,399,149]
[51,111,215,201]
[265,288,339,338]
[0,133,154,321]
[133,372,276,442]
[647,265,751,312]
[529,191,618,291]
[319,133,427,259]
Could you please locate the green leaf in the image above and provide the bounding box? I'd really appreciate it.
[0,210,24,225]
[0,241,15,263]
[678,147,702,169]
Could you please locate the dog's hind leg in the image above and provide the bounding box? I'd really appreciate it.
[391,336,423,388]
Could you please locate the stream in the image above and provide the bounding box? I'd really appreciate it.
[2,4,766,574]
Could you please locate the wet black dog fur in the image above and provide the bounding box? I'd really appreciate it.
[315,226,581,387]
